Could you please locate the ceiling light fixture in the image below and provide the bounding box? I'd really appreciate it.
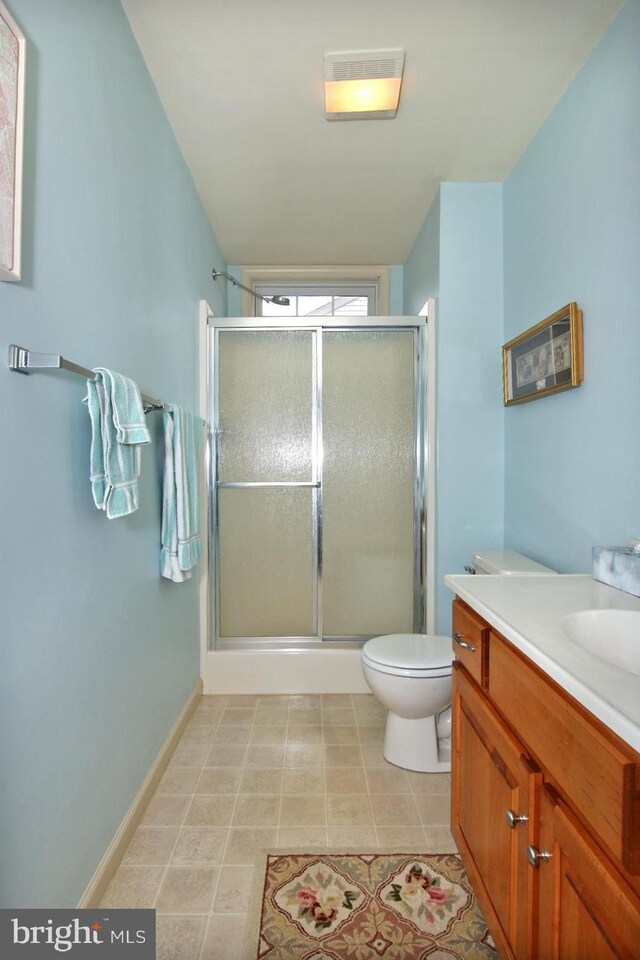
[324,49,405,121]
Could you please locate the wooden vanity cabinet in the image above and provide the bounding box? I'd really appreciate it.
[452,663,540,960]
[451,598,640,960]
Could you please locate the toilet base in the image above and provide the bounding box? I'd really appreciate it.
[383,711,451,773]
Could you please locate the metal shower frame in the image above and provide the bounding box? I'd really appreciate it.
[207,315,429,651]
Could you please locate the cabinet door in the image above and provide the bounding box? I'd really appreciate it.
[452,663,541,960]
[537,786,640,960]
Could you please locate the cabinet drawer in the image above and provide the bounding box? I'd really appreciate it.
[452,599,489,688]
[489,632,640,873]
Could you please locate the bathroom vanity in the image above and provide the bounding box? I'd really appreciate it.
[444,574,640,960]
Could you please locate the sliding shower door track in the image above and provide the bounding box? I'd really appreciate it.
[215,637,367,652]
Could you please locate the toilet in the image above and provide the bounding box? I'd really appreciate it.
[361,633,453,773]
[467,549,559,578]
[361,549,557,773]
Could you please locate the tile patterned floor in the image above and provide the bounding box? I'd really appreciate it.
[101,694,456,960]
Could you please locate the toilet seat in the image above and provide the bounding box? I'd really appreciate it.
[361,633,453,679]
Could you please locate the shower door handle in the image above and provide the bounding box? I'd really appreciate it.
[217,481,321,488]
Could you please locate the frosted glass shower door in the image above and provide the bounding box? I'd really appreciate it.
[322,331,416,637]
[212,322,423,647]
[215,329,319,639]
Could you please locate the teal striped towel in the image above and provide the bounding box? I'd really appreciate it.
[161,405,203,582]
[85,368,151,519]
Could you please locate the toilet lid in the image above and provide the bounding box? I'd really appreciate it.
[363,634,453,671]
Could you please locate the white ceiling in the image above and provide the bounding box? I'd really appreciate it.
[122,0,622,265]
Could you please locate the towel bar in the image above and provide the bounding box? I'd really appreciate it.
[8,344,169,412]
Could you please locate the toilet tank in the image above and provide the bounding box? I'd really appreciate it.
[470,549,557,576]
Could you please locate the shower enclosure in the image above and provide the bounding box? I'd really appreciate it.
[207,316,428,650]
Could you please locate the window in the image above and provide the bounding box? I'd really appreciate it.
[254,284,377,318]
[237,267,389,317]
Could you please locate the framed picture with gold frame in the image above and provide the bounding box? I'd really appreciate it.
[502,303,583,406]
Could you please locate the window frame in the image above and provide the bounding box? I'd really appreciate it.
[238,265,390,317]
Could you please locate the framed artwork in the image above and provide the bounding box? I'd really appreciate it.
[0,1,25,282]
[502,303,583,406]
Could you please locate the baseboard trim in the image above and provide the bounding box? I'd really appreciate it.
[77,679,203,908]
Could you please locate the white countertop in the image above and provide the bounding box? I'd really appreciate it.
[444,573,640,752]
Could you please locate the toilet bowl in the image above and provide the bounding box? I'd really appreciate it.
[361,634,453,773]
[361,553,557,772]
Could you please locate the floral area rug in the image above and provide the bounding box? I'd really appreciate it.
[243,850,498,959]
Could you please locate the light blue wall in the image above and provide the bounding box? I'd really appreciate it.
[503,0,640,571]
[0,0,225,907]
[404,185,504,632]
[226,265,243,316]
[436,185,505,631]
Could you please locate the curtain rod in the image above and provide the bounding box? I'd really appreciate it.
[8,344,169,412]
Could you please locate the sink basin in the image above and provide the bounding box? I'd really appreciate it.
[561,610,640,675]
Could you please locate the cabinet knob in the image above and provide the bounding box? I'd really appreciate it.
[505,808,529,829]
[526,844,552,868]
[452,631,475,652]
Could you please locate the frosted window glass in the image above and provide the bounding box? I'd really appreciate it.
[218,330,313,481]
[218,488,314,637]
[322,331,415,635]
